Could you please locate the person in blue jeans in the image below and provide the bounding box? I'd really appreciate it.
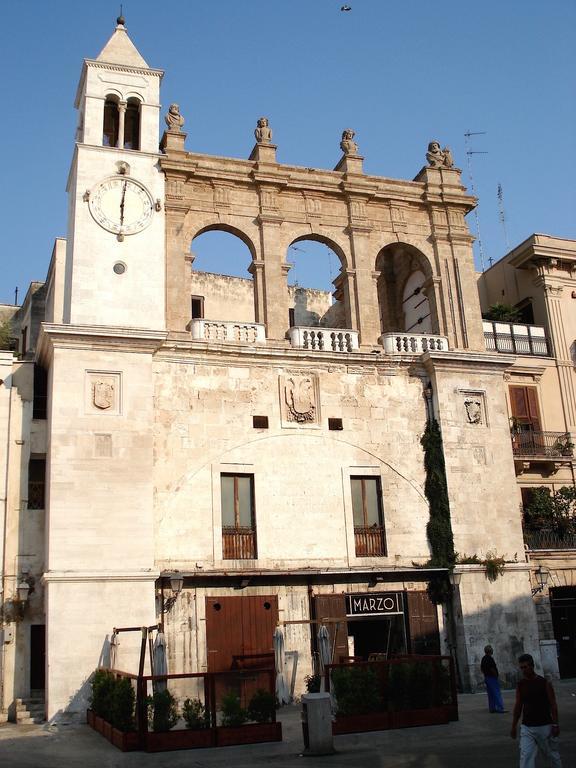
[481,644,505,713]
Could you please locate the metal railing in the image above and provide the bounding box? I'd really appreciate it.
[511,430,574,458]
[483,321,550,356]
[524,529,576,551]
[222,527,257,559]
[354,526,387,557]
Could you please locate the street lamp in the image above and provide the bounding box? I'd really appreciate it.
[169,573,184,596]
[531,566,550,596]
[448,571,462,589]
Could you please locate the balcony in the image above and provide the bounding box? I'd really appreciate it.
[524,529,576,551]
[288,327,359,353]
[379,333,449,355]
[222,527,257,559]
[512,430,574,459]
[354,525,387,557]
[191,319,266,344]
[483,321,550,356]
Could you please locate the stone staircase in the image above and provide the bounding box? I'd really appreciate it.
[13,690,45,724]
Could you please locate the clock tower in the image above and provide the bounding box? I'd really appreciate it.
[63,16,165,328]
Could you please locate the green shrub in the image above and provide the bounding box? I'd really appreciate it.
[220,691,248,727]
[247,689,276,723]
[387,663,411,711]
[109,677,135,731]
[388,661,439,710]
[304,674,321,693]
[182,697,210,729]
[331,666,382,716]
[90,669,115,718]
[147,689,179,732]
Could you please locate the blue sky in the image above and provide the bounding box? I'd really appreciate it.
[1,0,574,302]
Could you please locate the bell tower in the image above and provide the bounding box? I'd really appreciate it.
[63,16,165,329]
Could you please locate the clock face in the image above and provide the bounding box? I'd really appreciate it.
[88,177,154,236]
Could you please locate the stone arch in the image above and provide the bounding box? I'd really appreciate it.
[187,223,261,325]
[375,242,438,335]
[282,231,352,330]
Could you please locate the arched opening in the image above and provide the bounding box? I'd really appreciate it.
[102,95,119,147]
[375,244,436,335]
[124,98,141,150]
[190,228,257,325]
[286,237,349,329]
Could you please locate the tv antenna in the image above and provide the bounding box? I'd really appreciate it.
[464,131,488,271]
[497,183,509,254]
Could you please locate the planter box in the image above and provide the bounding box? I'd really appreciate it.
[333,711,391,735]
[216,721,282,747]
[390,706,450,729]
[87,711,140,751]
[332,707,452,735]
[145,728,215,752]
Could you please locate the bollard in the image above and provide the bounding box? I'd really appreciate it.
[301,692,335,755]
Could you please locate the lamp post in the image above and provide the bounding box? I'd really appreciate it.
[531,565,550,596]
[447,570,463,692]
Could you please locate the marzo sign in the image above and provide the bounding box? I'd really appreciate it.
[346,592,403,617]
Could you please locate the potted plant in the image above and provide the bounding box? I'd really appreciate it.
[216,690,282,747]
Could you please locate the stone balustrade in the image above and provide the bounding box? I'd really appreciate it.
[190,319,266,344]
[379,332,449,355]
[287,326,359,353]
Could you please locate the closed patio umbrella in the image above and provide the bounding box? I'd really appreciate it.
[152,630,168,693]
[273,626,290,705]
[109,631,118,670]
[317,624,332,691]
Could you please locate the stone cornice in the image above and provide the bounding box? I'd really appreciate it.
[43,569,160,584]
[84,58,164,78]
[422,350,516,375]
[37,323,168,364]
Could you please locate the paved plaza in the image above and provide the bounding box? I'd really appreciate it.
[0,681,574,768]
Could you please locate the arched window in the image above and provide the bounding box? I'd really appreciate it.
[102,96,119,147]
[124,98,141,150]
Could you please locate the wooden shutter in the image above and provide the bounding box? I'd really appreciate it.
[406,591,440,655]
[509,386,541,430]
[314,594,349,663]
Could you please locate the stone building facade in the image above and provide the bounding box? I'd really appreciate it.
[0,20,551,723]
[478,235,576,679]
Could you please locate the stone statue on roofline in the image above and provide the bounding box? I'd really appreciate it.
[165,103,185,132]
[254,117,273,144]
[340,129,358,156]
[426,140,454,168]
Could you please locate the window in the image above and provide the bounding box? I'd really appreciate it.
[124,98,141,150]
[28,457,46,510]
[288,307,295,328]
[252,416,268,429]
[191,296,205,319]
[351,476,386,556]
[33,364,48,420]
[328,418,343,431]
[221,474,257,559]
[20,326,27,356]
[103,96,119,147]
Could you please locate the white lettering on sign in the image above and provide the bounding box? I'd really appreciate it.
[346,592,403,617]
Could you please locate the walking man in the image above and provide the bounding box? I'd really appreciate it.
[481,644,505,713]
[510,653,562,767]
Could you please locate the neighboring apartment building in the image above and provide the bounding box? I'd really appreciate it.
[0,19,553,723]
[478,235,576,679]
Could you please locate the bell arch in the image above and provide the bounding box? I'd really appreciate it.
[375,243,438,335]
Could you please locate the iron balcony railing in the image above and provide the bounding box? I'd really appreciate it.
[511,430,574,458]
[354,525,387,557]
[483,321,550,356]
[27,481,45,510]
[222,527,257,559]
[524,529,576,551]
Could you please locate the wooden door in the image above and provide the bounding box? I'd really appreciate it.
[406,591,440,655]
[314,594,349,664]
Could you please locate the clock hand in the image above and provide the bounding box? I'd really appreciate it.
[120,181,127,226]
